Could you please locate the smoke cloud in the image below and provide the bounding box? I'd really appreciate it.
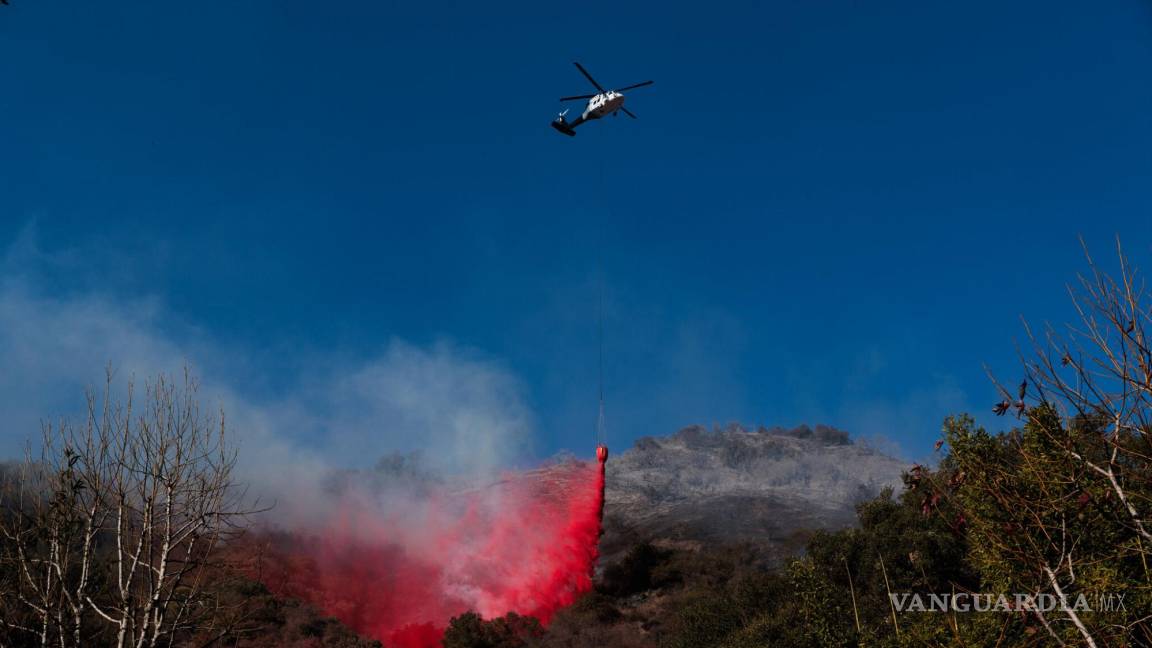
[0,228,606,645]
[0,229,535,508]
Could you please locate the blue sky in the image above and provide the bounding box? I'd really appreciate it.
[1,0,1151,465]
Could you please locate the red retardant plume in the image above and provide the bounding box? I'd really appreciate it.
[255,455,608,648]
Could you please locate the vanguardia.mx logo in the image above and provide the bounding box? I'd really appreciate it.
[889,593,1127,613]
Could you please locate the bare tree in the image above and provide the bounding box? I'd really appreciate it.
[965,237,1152,645]
[1018,239,1152,540]
[0,368,260,648]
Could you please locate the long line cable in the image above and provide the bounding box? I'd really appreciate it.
[596,153,607,450]
[597,271,605,448]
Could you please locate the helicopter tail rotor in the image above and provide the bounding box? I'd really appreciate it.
[551,111,578,136]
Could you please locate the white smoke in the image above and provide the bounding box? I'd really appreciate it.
[0,227,535,525]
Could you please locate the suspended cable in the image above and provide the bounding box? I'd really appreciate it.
[595,143,609,462]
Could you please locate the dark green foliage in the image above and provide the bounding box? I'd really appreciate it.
[599,542,676,597]
[527,591,647,648]
[442,611,543,648]
[570,590,623,624]
[941,410,1152,645]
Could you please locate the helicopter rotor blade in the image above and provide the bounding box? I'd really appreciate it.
[559,93,597,101]
[621,107,638,119]
[617,80,654,92]
[573,62,607,93]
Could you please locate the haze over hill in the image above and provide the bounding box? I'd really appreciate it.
[601,423,907,563]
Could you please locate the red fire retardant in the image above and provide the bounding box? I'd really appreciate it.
[258,453,608,648]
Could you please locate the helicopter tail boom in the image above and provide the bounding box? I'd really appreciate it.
[551,113,584,136]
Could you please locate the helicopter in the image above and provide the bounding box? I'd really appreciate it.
[551,62,653,136]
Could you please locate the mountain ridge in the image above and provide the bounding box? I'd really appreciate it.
[601,423,907,563]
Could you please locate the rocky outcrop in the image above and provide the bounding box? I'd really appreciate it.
[601,423,906,564]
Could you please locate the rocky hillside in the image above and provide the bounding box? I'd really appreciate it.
[601,423,907,564]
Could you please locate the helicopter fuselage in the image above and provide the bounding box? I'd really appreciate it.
[582,91,625,120]
[552,91,626,136]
